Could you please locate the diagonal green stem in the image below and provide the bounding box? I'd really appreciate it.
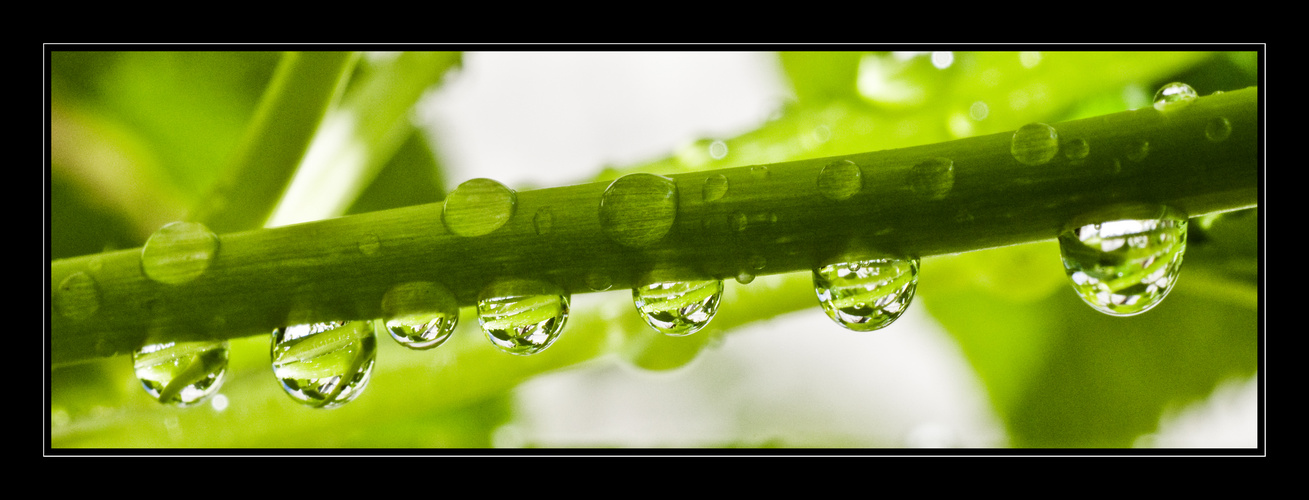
[49,87,1259,366]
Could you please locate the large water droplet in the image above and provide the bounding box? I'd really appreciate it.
[55,271,100,320]
[817,159,863,201]
[1011,122,1059,166]
[632,279,723,336]
[477,279,570,355]
[443,178,517,237]
[141,221,219,285]
[909,158,954,200]
[813,257,920,332]
[133,340,229,406]
[1153,82,1197,111]
[703,174,729,202]
[1205,117,1232,142]
[598,173,678,248]
[271,320,377,408]
[380,281,459,350]
[1058,206,1188,316]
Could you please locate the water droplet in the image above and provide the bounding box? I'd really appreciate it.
[730,212,748,232]
[55,272,100,320]
[750,166,770,180]
[358,234,381,255]
[703,174,729,202]
[133,340,229,406]
[708,140,728,159]
[1126,140,1150,162]
[909,158,954,200]
[271,320,377,408]
[817,159,863,201]
[443,178,516,237]
[380,282,459,350]
[585,272,613,291]
[1205,117,1232,142]
[734,271,756,285]
[1058,206,1188,316]
[632,279,724,336]
[598,173,678,248]
[477,279,570,355]
[1153,82,1197,111]
[141,221,219,285]
[533,207,554,236]
[1064,138,1090,162]
[1011,123,1059,166]
[813,257,920,332]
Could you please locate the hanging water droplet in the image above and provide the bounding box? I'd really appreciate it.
[1125,139,1150,162]
[909,158,954,200]
[141,221,219,285]
[632,279,724,336]
[443,178,517,237]
[133,340,230,406]
[813,257,920,332]
[271,320,377,408]
[533,207,554,236]
[734,271,756,285]
[598,173,678,248]
[1153,82,1197,111]
[1205,117,1232,142]
[1058,206,1188,316]
[477,279,570,355]
[380,281,459,350]
[1011,122,1059,166]
[1064,138,1090,162]
[703,174,729,202]
[358,233,381,256]
[817,159,863,201]
[55,271,100,321]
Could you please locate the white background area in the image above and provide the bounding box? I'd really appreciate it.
[417,52,1258,448]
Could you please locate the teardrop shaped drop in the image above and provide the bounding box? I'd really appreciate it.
[813,257,920,332]
[477,279,570,355]
[1058,206,1188,316]
[380,282,459,350]
[633,279,724,336]
[133,340,230,406]
[271,320,377,408]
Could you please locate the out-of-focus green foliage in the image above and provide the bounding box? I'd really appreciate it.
[48,50,1259,449]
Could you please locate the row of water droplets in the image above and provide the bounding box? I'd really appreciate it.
[80,82,1215,409]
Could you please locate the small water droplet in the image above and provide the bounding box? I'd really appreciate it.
[909,158,954,200]
[813,257,920,332]
[1205,117,1232,142]
[443,178,517,237]
[358,234,381,256]
[750,166,770,180]
[533,207,554,236]
[1064,138,1090,162]
[703,174,729,202]
[817,159,863,201]
[55,272,100,320]
[585,272,613,291]
[477,279,570,355]
[141,221,219,285]
[271,320,377,408]
[598,173,678,248]
[1058,206,1188,316]
[1011,122,1059,166]
[747,254,767,272]
[632,279,724,336]
[133,340,229,406]
[380,282,459,350]
[730,212,749,233]
[1153,82,1198,111]
[734,271,756,285]
[1125,139,1150,162]
[708,140,728,160]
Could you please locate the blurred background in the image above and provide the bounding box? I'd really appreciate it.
[48,50,1260,449]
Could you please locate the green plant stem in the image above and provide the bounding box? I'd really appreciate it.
[186,51,360,233]
[49,87,1259,366]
